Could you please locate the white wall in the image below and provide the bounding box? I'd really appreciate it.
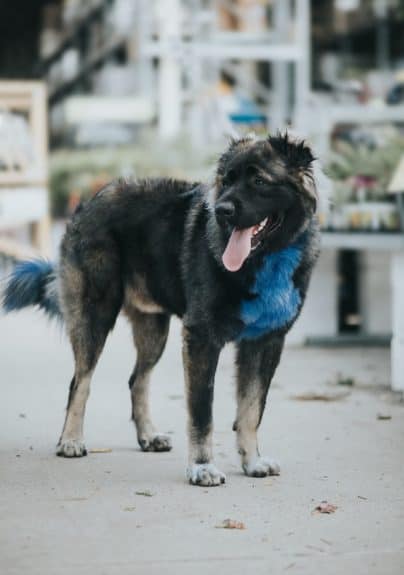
[360,251,391,335]
[287,249,338,345]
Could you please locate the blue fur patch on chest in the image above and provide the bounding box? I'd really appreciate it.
[238,235,307,340]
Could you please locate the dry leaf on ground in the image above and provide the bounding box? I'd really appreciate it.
[313,501,338,514]
[216,519,246,530]
[89,448,112,453]
[135,490,154,497]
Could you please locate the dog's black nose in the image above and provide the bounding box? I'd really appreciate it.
[215,201,235,223]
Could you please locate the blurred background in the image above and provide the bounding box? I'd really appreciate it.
[1,0,404,389]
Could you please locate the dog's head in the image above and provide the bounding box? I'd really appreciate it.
[212,133,317,272]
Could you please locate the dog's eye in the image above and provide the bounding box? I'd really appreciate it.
[255,177,265,186]
[223,169,236,187]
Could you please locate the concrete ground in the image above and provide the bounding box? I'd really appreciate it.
[1,310,404,575]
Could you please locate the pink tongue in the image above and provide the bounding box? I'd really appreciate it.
[222,227,254,272]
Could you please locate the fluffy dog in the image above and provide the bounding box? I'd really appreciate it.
[3,133,320,486]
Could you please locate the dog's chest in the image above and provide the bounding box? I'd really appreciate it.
[237,240,305,340]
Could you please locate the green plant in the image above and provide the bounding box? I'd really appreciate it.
[49,135,219,217]
[326,134,404,203]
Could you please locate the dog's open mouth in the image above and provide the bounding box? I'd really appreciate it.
[222,213,283,272]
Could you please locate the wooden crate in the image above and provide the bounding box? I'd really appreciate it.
[0,81,50,256]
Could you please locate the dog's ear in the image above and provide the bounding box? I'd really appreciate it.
[268,132,317,207]
[268,132,315,171]
[217,136,255,176]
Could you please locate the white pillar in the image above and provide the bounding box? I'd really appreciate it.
[287,250,338,345]
[360,252,392,335]
[188,46,205,148]
[391,252,404,391]
[157,0,182,140]
[294,0,311,130]
[271,0,291,131]
[136,0,155,99]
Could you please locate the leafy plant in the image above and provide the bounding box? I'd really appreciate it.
[326,134,404,203]
[49,134,219,217]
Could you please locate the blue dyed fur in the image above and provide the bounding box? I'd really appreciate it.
[2,260,60,319]
[238,234,307,340]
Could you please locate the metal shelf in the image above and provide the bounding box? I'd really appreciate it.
[143,41,303,62]
[321,231,404,251]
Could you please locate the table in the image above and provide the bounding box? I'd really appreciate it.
[322,232,404,391]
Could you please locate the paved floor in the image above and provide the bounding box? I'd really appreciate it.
[1,310,403,575]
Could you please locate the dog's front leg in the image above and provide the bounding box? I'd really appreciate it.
[234,335,284,477]
[182,326,225,486]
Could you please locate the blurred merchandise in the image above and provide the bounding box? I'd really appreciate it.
[326,130,404,231]
[340,202,399,231]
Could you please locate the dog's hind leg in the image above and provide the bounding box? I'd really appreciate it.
[57,258,122,458]
[127,308,171,452]
[57,371,94,458]
[234,335,284,477]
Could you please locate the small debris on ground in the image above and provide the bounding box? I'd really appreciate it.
[216,519,246,530]
[320,538,333,546]
[89,448,113,453]
[292,390,350,402]
[313,501,338,514]
[135,490,154,497]
[306,543,325,552]
[168,394,183,400]
[377,413,392,420]
[357,495,368,500]
[123,506,136,512]
[19,413,27,418]
[336,375,356,387]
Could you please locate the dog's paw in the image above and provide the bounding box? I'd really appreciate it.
[243,456,280,477]
[138,434,172,452]
[187,463,226,486]
[56,439,87,458]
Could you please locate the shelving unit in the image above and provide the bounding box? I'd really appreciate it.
[36,0,116,105]
[0,81,50,257]
[35,0,155,143]
[48,35,126,104]
[138,0,312,141]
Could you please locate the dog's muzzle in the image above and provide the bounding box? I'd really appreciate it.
[215,201,235,225]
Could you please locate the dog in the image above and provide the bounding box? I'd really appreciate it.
[2,133,320,486]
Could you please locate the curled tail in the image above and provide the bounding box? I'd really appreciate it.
[2,259,62,320]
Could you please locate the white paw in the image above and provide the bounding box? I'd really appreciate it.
[243,456,280,477]
[138,434,172,452]
[187,463,226,486]
[56,439,87,458]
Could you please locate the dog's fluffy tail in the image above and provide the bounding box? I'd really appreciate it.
[2,259,62,320]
